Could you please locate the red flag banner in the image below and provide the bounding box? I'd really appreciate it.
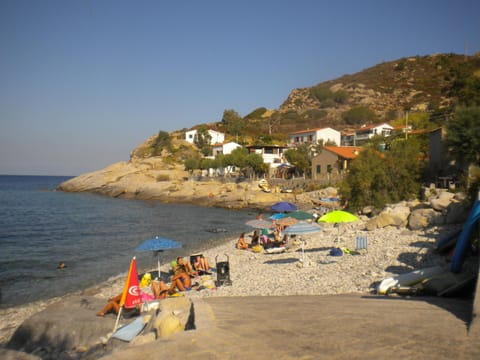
[120,256,142,309]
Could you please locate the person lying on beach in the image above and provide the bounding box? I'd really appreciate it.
[236,232,249,250]
[97,280,170,316]
[151,279,170,299]
[193,255,212,275]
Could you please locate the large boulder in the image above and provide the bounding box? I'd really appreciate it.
[386,204,411,227]
[7,296,116,359]
[430,191,455,213]
[408,208,444,230]
[152,297,192,338]
[364,212,395,231]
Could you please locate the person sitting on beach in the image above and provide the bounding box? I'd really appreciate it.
[236,232,249,250]
[193,255,212,275]
[250,230,260,247]
[173,257,194,276]
[170,271,192,292]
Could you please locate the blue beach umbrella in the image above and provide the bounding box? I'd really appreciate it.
[271,201,297,212]
[269,213,286,220]
[135,236,181,279]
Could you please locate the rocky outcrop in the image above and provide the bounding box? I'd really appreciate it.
[57,161,323,210]
[363,190,470,231]
[6,295,196,360]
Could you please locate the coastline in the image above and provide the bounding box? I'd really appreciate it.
[0,217,458,346]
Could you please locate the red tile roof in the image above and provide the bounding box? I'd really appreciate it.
[323,146,362,159]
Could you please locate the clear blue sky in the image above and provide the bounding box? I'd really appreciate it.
[1,0,479,176]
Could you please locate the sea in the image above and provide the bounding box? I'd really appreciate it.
[0,175,254,309]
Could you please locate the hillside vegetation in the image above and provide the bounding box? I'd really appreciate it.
[131,53,480,161]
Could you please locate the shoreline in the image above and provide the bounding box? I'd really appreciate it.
[0,218,460,346]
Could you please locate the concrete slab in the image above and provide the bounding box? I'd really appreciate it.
[102,294,479,359]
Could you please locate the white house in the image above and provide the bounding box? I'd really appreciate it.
[289,127,341,147]
[185,129,225,145]
[354,123,394,144]
[212,142,241,156]
[245,144,287,166]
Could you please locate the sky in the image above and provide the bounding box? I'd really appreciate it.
[1,0,479,176]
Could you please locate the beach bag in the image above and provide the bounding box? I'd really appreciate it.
[140,273,152,287]
[329,247,343,257]
[252,245,263,253]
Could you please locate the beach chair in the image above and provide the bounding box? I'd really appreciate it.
[355,235,368,251]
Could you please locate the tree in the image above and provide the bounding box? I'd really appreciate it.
[152,130,171,156]
[284,143,311,177]
[339,139,423,211]
[184,155,200,175]
[227,147,248,170]
[445,105,480,169]
[194,127,213,156]
[265,112,282,135]
[222,109,245,142]
[245,153,267,179]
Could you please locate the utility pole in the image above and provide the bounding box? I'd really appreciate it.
[405,111,408,140]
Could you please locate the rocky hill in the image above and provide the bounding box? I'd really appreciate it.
[277,53,480,129]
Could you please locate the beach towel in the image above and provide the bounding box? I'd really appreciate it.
[112,315,146,342]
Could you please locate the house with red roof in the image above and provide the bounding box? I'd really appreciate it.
[311,146,362,181]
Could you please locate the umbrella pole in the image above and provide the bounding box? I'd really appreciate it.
[113,307,123,333]
[157,253,161,281]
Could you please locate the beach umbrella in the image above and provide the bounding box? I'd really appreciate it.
[245,219,272,229]
[277,216,298,227]
[282,222,323,235]
[269,213,286,220]
[271,201,297,212]
[318,210,359,243]
[135,236,181,279]
[318,210,358,224]
[289,211,316,221]
[282,221,323,264]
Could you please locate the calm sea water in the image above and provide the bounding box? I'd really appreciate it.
[0,175,253,308]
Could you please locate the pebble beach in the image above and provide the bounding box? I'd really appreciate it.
[0,219,460,345]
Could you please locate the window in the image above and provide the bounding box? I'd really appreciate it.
[316,165,321,174]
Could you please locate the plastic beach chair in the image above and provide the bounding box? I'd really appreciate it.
[355,235,368,251]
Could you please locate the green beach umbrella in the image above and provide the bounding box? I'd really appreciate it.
[318,210,359,243]
[318,210,358,224]
[289,211,316,221]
